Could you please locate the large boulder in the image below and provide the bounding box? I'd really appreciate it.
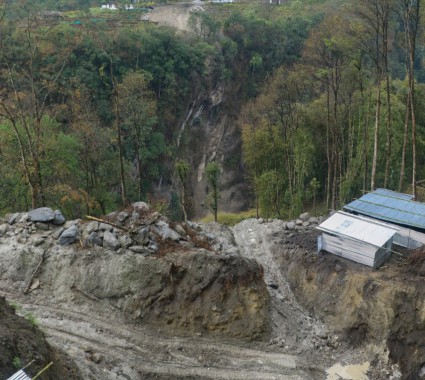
[28,207,55,223]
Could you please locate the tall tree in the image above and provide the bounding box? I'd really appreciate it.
[353,0,392,190]
[205,162,221,223]
[117,70,158,200]
[399,0,420,198]
[0,14,77,208]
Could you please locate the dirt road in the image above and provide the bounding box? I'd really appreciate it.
[1,288,314,379]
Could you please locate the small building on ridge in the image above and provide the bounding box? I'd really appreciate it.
[317,211,398,269]
[344,188,425,249]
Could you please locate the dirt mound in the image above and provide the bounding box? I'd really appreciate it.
[0,204,270,340]
[0,296,80,379]
[405,246,425,275]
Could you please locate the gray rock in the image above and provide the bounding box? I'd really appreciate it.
[131,212,140,221]
[295,219,303,226]
[187,221,202,232]
[282,222,287,230]
[8,213,20,225]
[287,221,296,230]
[147,242,159,253]
[299,212,310,222]
[132,202,149,211]
[99,223,113,232]
[0,224,8,237]
[174,223,186,237]
[35,222,50,231]
[103,231,120,251]
[129,245,148,254]
[119,234,133,249]
[85,232,103,247]
[52,227,65,240]
[59,225,79,245]
[308,217,319,224]
[18,213,29,223]
[28,207,55,223]
[64,220,80,229]
[53,210,66,225]
[153,222,181,241]
[133,227,150,245]
[85,221,99,234]
[117,212,129,223]
[258,218,264,224]
[92,352,102,364]
[302,222,310,227]
[33,237,45,247]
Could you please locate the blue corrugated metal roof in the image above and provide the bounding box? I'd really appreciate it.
[374,188,415,200]
[344,189,425,229]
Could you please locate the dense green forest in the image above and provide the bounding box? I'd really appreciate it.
[0,0,423,219]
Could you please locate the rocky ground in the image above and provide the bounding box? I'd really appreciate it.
[0,205,418,379]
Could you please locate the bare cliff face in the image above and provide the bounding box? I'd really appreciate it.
[176,85,249,217]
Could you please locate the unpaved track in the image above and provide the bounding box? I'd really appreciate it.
[232,219,328,354]
[1,287,313,379]
[0,217,333,379]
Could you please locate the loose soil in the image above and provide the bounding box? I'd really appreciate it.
[1,215,419,379]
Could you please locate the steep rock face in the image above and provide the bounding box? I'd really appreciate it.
[272,228,425,379]
[177,85,249,217]
[0,297,81,379]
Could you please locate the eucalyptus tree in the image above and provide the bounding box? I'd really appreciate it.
[398,0,420,197]
[351,0,393,190]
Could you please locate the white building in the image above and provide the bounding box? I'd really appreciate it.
[317,211,398,268]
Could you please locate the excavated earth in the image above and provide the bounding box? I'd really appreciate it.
[0,206,422,379]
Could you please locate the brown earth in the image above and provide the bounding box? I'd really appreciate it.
[272,225,425,379]
[0,296,80,380]
[2,209,422,379]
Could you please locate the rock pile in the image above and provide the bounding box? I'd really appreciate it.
[1,202,234,256]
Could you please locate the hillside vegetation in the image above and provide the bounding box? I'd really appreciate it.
[0,0,423,220]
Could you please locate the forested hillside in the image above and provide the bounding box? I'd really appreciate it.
[0,0,423,220]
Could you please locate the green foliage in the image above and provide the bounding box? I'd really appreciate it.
[255,171,284,218]
[174,159,191,221]
[25,312,38,327]
[205,162,221,222]
[12,357,21,370]
[199,209,257,226]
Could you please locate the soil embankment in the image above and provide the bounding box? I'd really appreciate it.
[270,221,425,379]
[3,206,422,379]
[0,206,313,379]
[0,296,80,379]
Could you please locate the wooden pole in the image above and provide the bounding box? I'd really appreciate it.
[32,362,53,380]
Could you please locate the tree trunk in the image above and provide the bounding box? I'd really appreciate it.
[371,86,381,191]
[326,84,331,209]
[399,93,410,192]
